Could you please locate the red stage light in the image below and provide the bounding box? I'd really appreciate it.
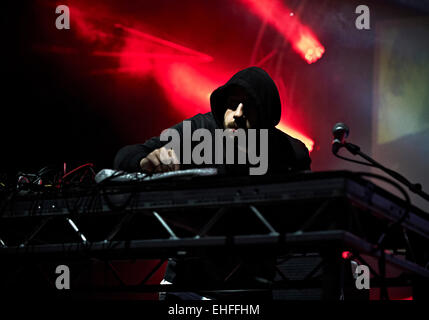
[294,28,325,64]
[65,2,315,152]
[240,0,325,64]
[341,251,352,259]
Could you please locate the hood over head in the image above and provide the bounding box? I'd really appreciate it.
[210,66,281,129]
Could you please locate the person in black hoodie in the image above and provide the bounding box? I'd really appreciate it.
[114,66,311,175]
[113,66,311,300]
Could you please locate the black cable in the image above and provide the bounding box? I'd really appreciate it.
[334,153,374,167]
[348,173,409,301]
[352,172,411,248]
[402,228,416,263]
[334,142,427,266]
[347,144,429,203]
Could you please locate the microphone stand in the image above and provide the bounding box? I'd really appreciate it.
[335,141,429,301]
[338,142,429,202]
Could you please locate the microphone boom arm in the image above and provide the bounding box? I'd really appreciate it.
[336,141,429,203]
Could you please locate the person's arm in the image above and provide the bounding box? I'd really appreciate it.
[113,137,165,172]
[113,113,206,173]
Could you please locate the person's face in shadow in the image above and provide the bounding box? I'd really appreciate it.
[223,86,258,130]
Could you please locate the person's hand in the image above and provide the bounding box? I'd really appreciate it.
[139,147,180,173]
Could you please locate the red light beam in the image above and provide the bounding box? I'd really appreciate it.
[240,0,325,64]
[155,63,223,117]
[115,24,213,63]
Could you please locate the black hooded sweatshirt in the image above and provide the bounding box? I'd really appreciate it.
[113,66,311,174]
[113,67,312,299]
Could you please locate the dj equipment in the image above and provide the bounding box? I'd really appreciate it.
[1,169,428,300]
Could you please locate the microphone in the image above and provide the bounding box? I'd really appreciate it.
[332,122,349,154]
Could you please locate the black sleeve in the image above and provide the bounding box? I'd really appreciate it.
[113,114,205,172]
[267,129,311,174]
[290,139,312,171]
[113,139,163,172]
